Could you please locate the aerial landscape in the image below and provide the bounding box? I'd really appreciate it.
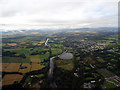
[0,0,119,89]
[1,28,119,89]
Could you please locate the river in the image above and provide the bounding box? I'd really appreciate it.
[48,56,57,89]
[45,38,49,46]
[45,38,57,89]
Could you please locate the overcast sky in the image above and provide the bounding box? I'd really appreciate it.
[0,0,119,31]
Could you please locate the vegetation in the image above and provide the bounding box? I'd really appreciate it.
[2,29,119,89]
[104,81,116,88]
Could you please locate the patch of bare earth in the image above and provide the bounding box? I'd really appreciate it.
[7,43,17,46]
[2,74,23,86]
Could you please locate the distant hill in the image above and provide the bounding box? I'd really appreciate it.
[2,27,118,33]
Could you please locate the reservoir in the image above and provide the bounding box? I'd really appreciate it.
[58,52,73,60]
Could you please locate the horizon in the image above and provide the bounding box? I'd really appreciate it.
[1,27,118,32]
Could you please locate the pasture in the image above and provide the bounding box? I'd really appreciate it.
[55,60,74,71]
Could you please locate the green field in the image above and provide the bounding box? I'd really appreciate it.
[51,48,62,56]
[55,60,74,71]
[104,81,116,88]
[97,69,115,78]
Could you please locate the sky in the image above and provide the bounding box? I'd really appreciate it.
[0,0,119,31]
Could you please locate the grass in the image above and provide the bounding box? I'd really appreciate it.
[76,57,80,60]
[104,81,116,88]
[30,52,49,62]
[97,68,115,78]
[85,77,95,81]
[3,47,49,63]
[84,57,95,64]
[30,55,41,58]
[39,53,49,62]
[58,63,73,71]
[51,48,62,56]
[110,59,118,62]
[84,66,91,70]
[4,48,30,57]
[97,39,117,44]
[25,76,31,84]
[10,36,45,43]
[36,74,44,78]
[53,44,63,47]
[111,80,119,84]
[4,46,49,56]
[97,58,106,63]
[2,57,30,63]
[30,47,49,53]
[4,49,17,52]
[55,60,74,71]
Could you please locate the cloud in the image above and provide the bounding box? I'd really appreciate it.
[0,0,119,31]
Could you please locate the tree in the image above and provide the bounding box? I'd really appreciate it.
[19,54,26,58]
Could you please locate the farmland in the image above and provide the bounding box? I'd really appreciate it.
[2,63,10,72]
[103,81,116,88]
[51,48,62,56]
[97,68,115,78]
[2,57,30,63]
[30,58,41,63]
[55,60,74,71]
[2,74,23,86]
[19,63,31,73]
[31,64,45,71]
[2,34,48,86]
[2,62,46,86]
[2,28,120,89]
[3,63,21,72]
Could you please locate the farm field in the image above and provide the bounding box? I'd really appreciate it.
[2,29,119,89]
[97,58,106,63]
[103,81,116,88]
[30,58,41,63]
[84,57,96,64]
[2,63,45,73]
[31,63,45,71]
[7,43,17,46]
[2,63,10,72]
[4,63,21,72]
[2,62,45,86]
[30,53,49,63]
[51,48,62,56]
[19,63,31,73]
[97,68,115,78]
[2,74,23,86]
[55,60,74,71]
[2,57,30,63]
